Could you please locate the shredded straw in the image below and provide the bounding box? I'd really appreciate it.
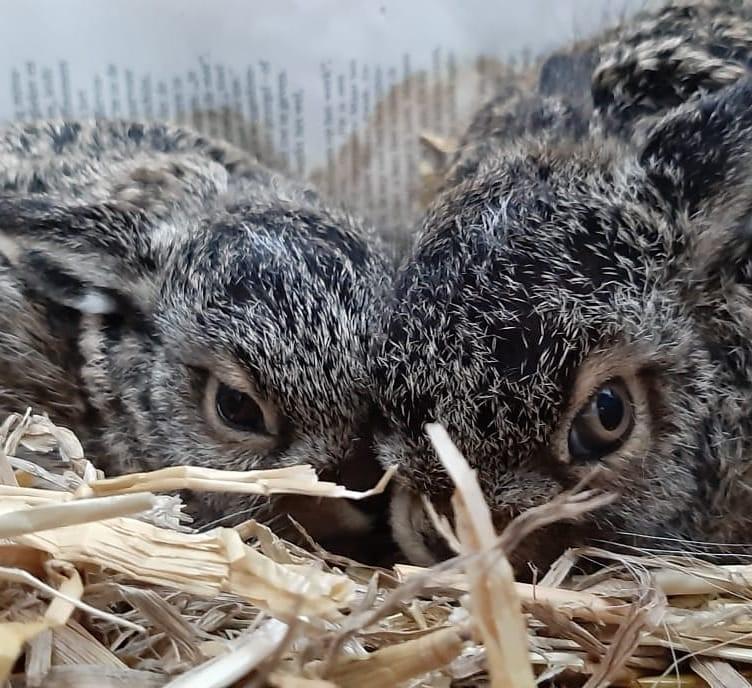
[3,409,752,686]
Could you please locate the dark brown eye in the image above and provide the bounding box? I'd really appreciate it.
[215,383,266,433]
[568,379,634,461]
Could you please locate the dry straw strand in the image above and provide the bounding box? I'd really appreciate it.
[426,422,536,688]
[8,412,752,685]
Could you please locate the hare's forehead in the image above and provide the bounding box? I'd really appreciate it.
[191,257,375,407]
[171,222,378,316]
[379,251,639,443]
[225,299,372,425]
[167,282,372,425]
[202,218,373,286]
[170,220,381,339]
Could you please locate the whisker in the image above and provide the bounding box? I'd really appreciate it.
[575,546,752,602]
[653,625,752,685]
[199,501,268,532]
[261,512,290,532]
[612,530,752,551]
[590,538,752,561]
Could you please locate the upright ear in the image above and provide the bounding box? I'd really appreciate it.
[593,37,747,134]
[443,87,589,190]
[0,195,166,319]
[591,0,750,134]
[637,77,752,276]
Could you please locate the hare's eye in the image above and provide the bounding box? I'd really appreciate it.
[568,379,633,461]
[215,383,267,433]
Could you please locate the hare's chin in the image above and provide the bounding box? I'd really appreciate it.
[389,486,440,567]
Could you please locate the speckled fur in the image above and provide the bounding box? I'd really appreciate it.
[372,73,752,573]
[442,1,752,195]
[0,120,393,545]
[591,0,752,134]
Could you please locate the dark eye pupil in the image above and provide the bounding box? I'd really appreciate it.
[215,383,265,433]
[596,387,624,431]
[567,379,634,462]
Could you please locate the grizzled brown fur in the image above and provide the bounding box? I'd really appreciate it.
[394,0,752,570]
[590,0,752,134]
[372,51,752,573]
[443,0,752,195]
[0,120,392,549]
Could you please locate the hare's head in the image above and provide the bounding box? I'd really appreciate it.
[0,121,393,553]
[372,79,752,573]
[140,193,391,537]
[148,193,393,537]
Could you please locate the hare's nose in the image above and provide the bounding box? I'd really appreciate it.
[338,405,393,488]
[339,433,381,491]
[337,430,393,519]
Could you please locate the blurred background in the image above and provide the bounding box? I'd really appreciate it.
[0,0,657,235]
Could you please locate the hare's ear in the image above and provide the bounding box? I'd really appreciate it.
[0,196,164,318]
[638,78,752,276]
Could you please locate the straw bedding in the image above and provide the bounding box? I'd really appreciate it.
[2,409,752,687]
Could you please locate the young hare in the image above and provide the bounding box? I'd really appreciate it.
[443,0,752,193]
[0,120,392,553]
[372,75,752,574]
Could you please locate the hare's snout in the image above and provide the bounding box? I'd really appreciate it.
[389,486,455,567]
[265,424,399,565]
[389,484,597,577]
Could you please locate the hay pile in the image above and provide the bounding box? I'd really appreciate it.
[2,411,752,687]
